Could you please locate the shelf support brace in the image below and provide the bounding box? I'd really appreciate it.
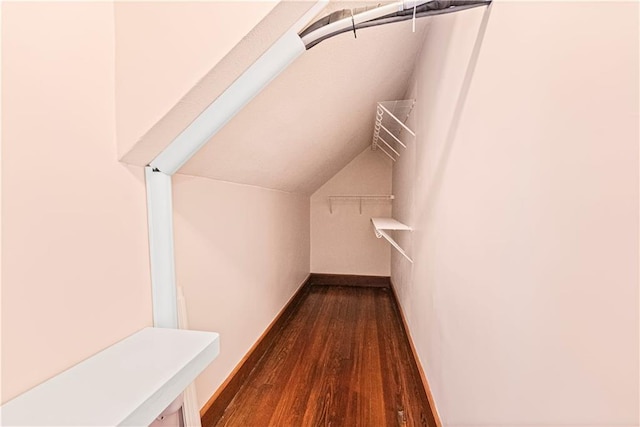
[375,229,413,263]
[371,217,413,263]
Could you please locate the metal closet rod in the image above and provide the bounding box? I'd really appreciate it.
[300,0,492,49]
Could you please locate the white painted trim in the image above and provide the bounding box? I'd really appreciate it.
[0,328,220,427]
[371,217,413,263]
[177,287,202,427]
[149,30,305,175]
[145,167,178,328]
[148,0,329,176]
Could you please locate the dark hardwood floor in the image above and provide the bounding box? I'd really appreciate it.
[208,285,435,427]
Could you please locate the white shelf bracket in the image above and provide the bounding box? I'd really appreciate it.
[370,217,413,263]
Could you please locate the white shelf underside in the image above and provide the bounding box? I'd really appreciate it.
[371,217,413,263]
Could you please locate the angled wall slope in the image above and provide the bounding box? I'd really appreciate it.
[114,1,280,159]
[392,3,639,426]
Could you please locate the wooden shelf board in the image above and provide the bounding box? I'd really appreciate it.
[1,327,220,426]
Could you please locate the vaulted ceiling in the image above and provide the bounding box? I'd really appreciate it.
[121,1,430,194]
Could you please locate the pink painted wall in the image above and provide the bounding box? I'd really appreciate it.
[1,2,152,404]
[392,3,639,426]
[114,1,278,159]
[172,175,310,409]
[311,148,392,276]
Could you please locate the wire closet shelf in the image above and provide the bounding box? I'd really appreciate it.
[371,99,416,161]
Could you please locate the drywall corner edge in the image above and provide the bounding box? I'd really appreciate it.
[145,166,178,328]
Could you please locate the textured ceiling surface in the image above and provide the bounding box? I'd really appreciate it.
[180,15,429,194]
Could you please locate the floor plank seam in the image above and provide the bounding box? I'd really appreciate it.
[210,284,435,426]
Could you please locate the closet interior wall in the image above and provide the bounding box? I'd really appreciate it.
[1,2,153,404]
[172,175,310,409]
[4,2,637,426]
[311,148,393,276]
[392,3,639,426]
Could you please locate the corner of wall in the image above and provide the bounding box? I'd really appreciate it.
[310,148,393,276]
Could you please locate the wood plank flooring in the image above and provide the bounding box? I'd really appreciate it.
[208,285,435,427]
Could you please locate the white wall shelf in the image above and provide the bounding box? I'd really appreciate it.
[371,99,416,162]
[371,217,413,263]
[0,327,220,426]
[328,195,394,214]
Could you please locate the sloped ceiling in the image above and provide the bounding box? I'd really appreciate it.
[113,1,280,159]
[122,1,430,194]
[183,18,429,194]
[119,0,317,167]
